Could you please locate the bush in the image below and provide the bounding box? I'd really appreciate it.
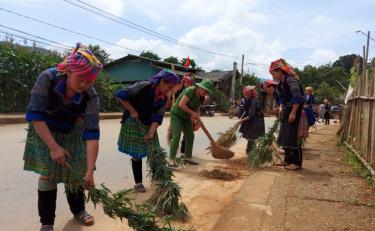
[94,73,127,112]
[211,88,231,112]
[0,42,127,113]
[0,42,63,112]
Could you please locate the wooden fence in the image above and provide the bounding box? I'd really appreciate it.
[338,59,375,175]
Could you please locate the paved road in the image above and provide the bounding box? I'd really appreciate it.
[0,115,273,231]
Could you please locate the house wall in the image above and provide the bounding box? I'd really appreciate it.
[218,76,233,97]
[105,59,161,82]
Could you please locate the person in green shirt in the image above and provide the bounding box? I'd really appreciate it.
[168,79,214,167]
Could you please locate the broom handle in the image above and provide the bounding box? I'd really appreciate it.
[197,118,216,145]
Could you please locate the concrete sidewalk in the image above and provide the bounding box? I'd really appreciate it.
[213,124,375,231]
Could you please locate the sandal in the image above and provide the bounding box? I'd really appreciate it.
[184,159,199,165]
[168,162,178,168]
[40,225,54,231]
[284,164,302,171]
[134,183,146,193]
[74,210,95,226]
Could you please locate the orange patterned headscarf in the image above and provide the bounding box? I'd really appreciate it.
[243,85,258,97]
[269,58,298,79]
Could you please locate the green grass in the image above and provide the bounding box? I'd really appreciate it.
[343,146,375,189]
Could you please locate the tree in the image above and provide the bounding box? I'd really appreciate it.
[140,50,161,61]
[163,56,179,64]
[180,57,197,69]
[315,82,341,103]
[332,54,359,73]
[235,73,259,99]
[88,44,112,64]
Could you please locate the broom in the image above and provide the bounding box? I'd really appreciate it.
[249,117,282,167]
[198,118,235,159]
[214,121,241,149]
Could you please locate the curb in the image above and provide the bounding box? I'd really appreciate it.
[0,112,229,125]
[0,113,123,125]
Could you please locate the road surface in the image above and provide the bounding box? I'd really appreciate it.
[0,115,273,231]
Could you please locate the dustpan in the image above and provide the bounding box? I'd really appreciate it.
[198,118,234,159]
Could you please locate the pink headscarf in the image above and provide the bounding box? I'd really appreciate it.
[243,85,258,97]
[57,43,103,80]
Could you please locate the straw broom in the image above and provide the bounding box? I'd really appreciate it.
[214,121,241,148]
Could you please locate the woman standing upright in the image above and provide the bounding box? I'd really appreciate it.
[324,99,331,125]
[269,59,305,170]
[239,86,265,155]
[23,43,103,231]
[115,70,180,193]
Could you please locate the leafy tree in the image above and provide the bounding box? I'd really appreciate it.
[88,44,112,64]
[332,54,359,73]
[140,50,161,61]
[0,41,63,112]
[235,73,259,99]
[315,82,341,103]
[163,56,179,64]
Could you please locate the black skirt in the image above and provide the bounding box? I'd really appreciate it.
[277,106,302,149]
[239,116,265,140]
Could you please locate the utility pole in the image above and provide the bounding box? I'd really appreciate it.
[230,62,237,100]
[240,54,244,86]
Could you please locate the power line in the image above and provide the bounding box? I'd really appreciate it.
[0,30,69,51]
[63,0,238,59]
[0,7,141,54]
[0,24,72,49]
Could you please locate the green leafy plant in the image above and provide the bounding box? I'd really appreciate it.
[249,118,282,167]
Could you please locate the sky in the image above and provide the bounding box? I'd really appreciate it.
[0,0,374,77]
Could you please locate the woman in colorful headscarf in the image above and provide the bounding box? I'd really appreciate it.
[115,70,180,193]
[261,80,280,116]
[23,43,103,231]
[239,86,265,155]
[168,79,214,167]
[269,58,305,170]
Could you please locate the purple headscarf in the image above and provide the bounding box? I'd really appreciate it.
[150,70,180,85]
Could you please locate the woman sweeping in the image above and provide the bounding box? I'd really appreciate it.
[168,79,214,167]
[115,70,180,193]
[239,86,265,156]
[269,59,305,170]
[23,44,102,231]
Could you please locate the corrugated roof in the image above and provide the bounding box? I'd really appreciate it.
[195,70,237,82]
[104,54,203,73]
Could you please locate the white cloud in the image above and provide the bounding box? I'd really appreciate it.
[107,18,284,78]
[310,15,334,26]
[307,48,338,66]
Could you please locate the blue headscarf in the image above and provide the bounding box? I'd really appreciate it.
[150,70,180,85]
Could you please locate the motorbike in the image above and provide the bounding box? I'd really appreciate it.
[200,103,216,117]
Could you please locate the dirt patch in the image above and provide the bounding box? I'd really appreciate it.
[200,169,239,180]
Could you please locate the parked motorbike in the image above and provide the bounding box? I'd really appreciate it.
[200,103,216,117]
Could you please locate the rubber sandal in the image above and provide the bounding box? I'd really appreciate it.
[134,183,146,193]
[284,164,302,171]
[74,210,95,226]
[40,225,54,231]
[168,162,178,168]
